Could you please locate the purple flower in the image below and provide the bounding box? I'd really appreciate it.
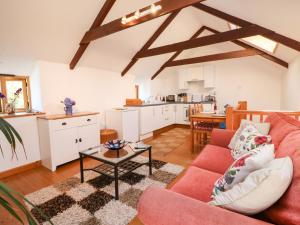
[0,92,5,99]
[62,97,76,107]
[14,88,22,95]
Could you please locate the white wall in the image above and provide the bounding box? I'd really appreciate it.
[36,61,136,128]
[135,68,178,101]
[282,56,300,110]
[214,57,284,110]
[177,57,284,110]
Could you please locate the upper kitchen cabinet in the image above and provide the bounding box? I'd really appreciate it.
[178,65,215,90]
[203,65,216,89]
[178,69,189,90]
[188,67,204,81]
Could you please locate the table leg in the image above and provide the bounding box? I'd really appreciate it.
[191,129,194,153]
[80,154,84,183]
[149,148,152,175]
[114,165,119,200]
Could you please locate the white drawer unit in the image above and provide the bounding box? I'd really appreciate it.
[38,113,100,171]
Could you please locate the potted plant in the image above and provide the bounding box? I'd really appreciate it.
[0,118,53,224]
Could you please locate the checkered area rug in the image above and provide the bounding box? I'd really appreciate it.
[25,156,184,225]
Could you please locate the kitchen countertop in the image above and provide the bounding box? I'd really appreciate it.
[38,112,99,120]
[125,101,214,107]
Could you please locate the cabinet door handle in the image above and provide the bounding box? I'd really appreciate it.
[79,138,82,142]
[75,139,78,143]
[87,119,91,122]
[62,122,67,126]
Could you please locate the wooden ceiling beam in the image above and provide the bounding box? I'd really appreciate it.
[81,0,206,44]
[204,26,288,68]
[194,3,300,52]
[165,49,260,67]
[151,26,206,80]
[121,11,180,77]
[69,0,116,69]
[136,25,272,58]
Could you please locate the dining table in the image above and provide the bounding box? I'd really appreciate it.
[190,113,226,152]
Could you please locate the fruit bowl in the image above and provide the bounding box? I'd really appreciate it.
[104,139,126,150]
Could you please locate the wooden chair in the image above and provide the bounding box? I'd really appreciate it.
[189,104,217,151]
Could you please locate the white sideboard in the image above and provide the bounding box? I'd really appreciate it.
[0,114,43,173]
[38,113,100,171]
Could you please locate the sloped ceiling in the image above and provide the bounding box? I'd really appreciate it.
[0,0,299,77]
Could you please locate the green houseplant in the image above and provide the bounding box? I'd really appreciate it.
[0,117,53,225]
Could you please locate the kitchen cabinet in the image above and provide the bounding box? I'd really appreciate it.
[139,104,176,136]
[163,104,176,127]
[188,67,203,81]
[140,106,155,135]
[203,65,216,88]
[178,65,215,89]
[38,113,100,171]
[175,104,190,125]
[106,109,139,142]
[178,69,189,90]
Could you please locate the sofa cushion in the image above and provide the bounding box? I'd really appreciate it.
[231,124,272,160]
[228,119,271,150]
[211,157,293,215]
[264,130,300,225]
[171,166,221,202]
[265,113,300,149]
[192,144,234,174]
[212,144,275,196]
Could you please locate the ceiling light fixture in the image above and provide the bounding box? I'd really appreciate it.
[121,3,162,25]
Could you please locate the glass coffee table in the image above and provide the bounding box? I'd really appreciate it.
[79,143,152,200]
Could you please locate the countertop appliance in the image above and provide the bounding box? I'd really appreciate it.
[177,93,187,102]
[166,95,175,102]
[105,108,139,142]
[204,95,216,102]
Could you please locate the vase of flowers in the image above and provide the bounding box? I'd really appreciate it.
[61,97,76,115]
[5,88,22,114]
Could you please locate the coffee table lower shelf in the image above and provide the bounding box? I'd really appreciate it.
[79,147,152,200]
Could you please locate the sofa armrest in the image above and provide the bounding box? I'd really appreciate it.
[138,187,272,225]
[210,128,236,148]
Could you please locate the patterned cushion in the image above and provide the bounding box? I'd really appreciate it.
[228,119,271,150]
[210,157,293,215]
[231,124,272,160]
[212,144,275,198]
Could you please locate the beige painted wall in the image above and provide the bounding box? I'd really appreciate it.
[281,56,300,110]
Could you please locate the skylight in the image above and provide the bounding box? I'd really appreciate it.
[228,23,278,53]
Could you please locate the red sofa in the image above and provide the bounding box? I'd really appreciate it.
[138,113,300,225]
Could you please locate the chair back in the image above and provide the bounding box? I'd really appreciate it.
[189,104,203,121]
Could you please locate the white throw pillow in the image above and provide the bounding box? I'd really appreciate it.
[210,157,293,215]
[231,124,272,160]
[228,119,271,150]
[212,144,274,197]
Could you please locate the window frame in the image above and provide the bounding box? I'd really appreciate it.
[0,75,31,113]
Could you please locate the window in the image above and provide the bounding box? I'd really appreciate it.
[0,75,31,113]
[228,23,278,53]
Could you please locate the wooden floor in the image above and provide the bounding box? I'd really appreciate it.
[0,128,199,225]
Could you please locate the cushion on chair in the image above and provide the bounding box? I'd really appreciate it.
[264,130,300,225]
[265,113,300,149]
[192,144,234,174]
[171,166,221,202]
